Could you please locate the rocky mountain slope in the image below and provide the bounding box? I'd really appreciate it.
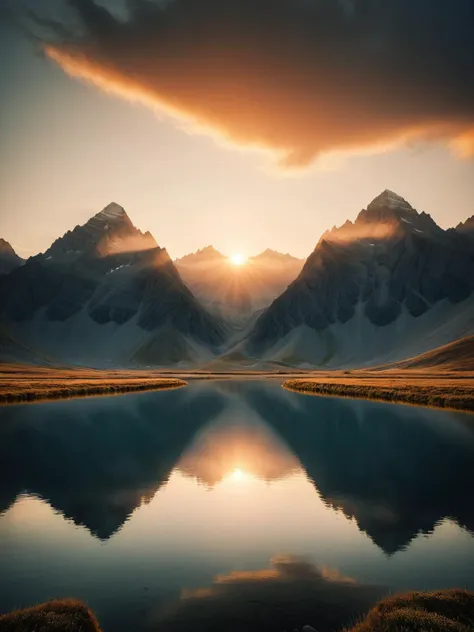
[175,246,304,325]
[0,203,227,366]
[2,192,472,369]
[245,190,474,367]
[0,239,23,276]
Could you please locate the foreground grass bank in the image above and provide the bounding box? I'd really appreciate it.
[0,364,186,404]
[348,589,474,631]
[1,589,473,631]
[0,599,101,631]
[284,370,474,412]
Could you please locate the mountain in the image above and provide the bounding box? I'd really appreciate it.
[0,203,227,366]
[455,215,474,239]
[175,246,304,325]
[0,323,52,365]
[245,190,474,367]
[0,239,23,276]
[376,334,474,372]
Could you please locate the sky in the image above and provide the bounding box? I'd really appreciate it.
[0,0,473,260]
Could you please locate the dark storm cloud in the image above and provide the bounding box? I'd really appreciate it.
[27,0,474,166]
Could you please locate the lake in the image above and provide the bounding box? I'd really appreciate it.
[1,380,474,632]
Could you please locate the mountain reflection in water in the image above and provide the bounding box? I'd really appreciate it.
[178,396,301,487]
[1,380,474,631]
[1,381,474,550]
[246,383,474,554]
[0,386,225,539]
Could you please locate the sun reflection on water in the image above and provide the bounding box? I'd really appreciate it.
[228,467,247,482]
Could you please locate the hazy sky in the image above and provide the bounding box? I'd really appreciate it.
[1,0,473,259]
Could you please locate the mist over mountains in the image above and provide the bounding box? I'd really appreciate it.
[1,191,473,368]
[175,246,303,325]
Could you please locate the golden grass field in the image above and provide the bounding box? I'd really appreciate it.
[283,335,474,411]
[0,363,186,404]
[0,362,311,404]
[1,358,473,411]
[284,369,474,412]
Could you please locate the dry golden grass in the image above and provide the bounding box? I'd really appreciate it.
[347,589,474,632]
[0,599,101,631]
[0,364,186,404]
[284,369,474,412]
[1,590,473,631]
[2,362,474,411]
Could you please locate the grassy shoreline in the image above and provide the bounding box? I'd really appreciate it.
[0,376,187,405]
[283,373,474,412]
[2,363,474,411]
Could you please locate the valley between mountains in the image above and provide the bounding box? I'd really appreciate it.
[1,190,473,408]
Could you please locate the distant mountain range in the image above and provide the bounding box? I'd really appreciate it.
[1,191,473,368]
[175,246,303,325]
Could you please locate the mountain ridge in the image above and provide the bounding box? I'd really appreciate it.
[1,192,473,368]
[244,190,474,367]
[175,246,304,325]
[0,203,227,367]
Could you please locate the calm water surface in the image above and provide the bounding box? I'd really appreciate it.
[1,380,474,631]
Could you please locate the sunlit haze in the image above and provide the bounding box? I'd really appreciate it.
[229,254,247,267]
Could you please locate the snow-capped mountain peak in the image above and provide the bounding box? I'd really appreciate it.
[85,202,133,234]
[370,189,414,211]
[98,202,127,219]
[43,202,157,262]
[350,190,441,238]
[357,189,416,224]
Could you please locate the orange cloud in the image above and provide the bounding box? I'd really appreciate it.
[150,555,383,632]
[33,0,474,168]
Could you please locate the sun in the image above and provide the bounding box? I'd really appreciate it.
[229,253,247,266]
[229,467,247,482]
